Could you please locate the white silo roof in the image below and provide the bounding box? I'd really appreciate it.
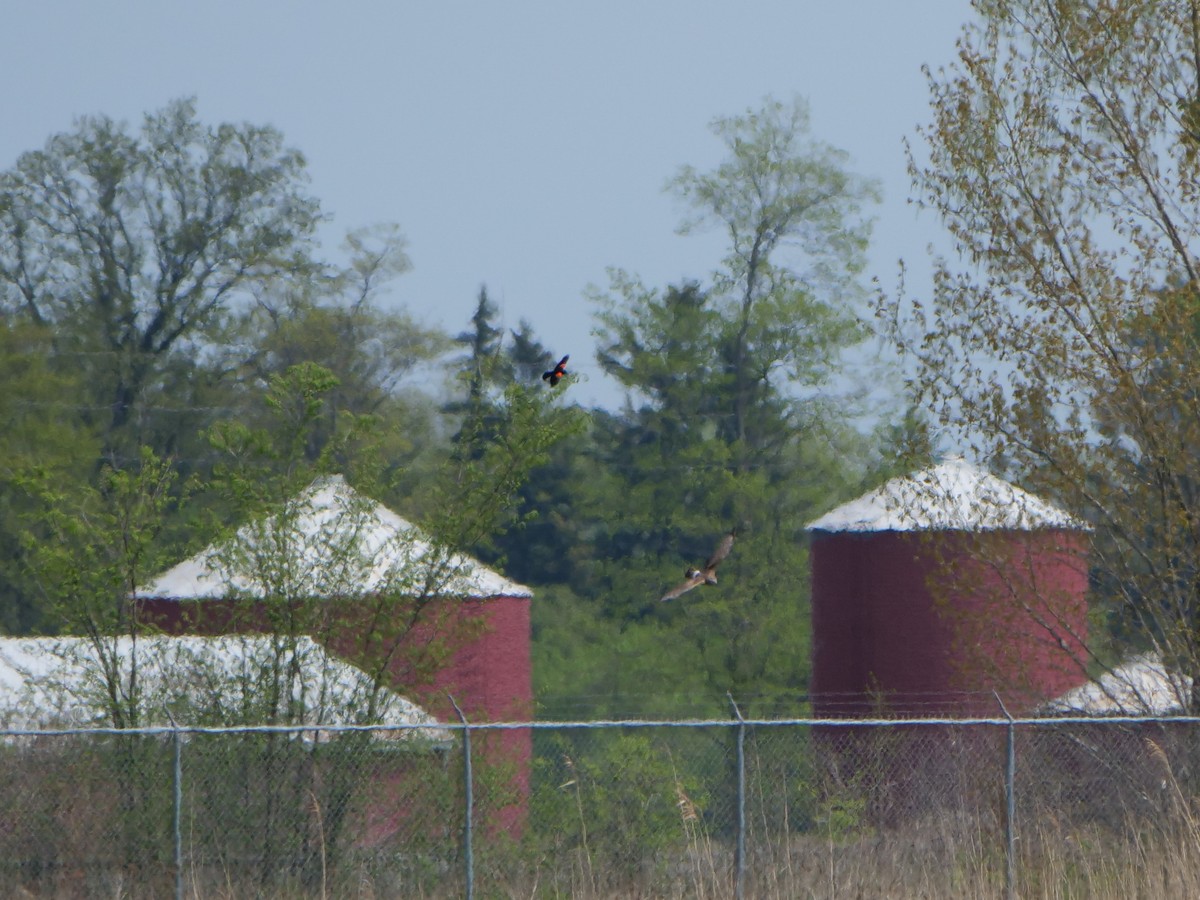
[806,458,1086,533]
[0,634,449,741]
[135,474,532,601]
[1043,654,1191,716]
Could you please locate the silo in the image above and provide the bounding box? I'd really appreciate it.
[807,458,1090,718]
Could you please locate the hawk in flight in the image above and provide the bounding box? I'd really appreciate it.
[542,355,569,386]
[659,530,736,602]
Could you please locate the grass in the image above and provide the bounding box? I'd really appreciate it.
[10,801,1200,898]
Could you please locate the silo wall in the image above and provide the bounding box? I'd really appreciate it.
[810,528,1089,718]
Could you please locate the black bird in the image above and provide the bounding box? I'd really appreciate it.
[659,530,736,602]
[542,354,569,386]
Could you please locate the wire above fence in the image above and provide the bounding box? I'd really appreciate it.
[2,712,1198,739]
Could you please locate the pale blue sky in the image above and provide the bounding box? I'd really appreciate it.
[4,1,973,411]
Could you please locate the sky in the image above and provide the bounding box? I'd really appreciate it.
[3,1,974,414]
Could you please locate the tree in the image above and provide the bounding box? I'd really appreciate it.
[0,319,98,631]
[236,224,449,467]
[886,0,1200,708]
[437,296,583,579]
[667,95,879,466]
[16,447,187,868]
[560,98,884,716]
[0,97,321,464]
[443,286,505,459]
[249,225,446,400]
[588,279,863,713]
[590,278,736,595]
[20,448,181,727]
[505,318,556,387]
[473,316,578,583]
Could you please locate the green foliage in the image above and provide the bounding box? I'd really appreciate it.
[533,95,888,720]
[579,270,868,715]
[533,585,719,719]
[0,97,321,463]
[206,362,366,504]
[480,427,584,587]
[216,224,449,478]
[505,318,556,386]
[19,448,182,726]
[667,94,880,459]
[442,286,508,466]
[532,731,705,868]
[0,319,99,631]
[246,305,446,438]
[424,380,587,560]
[437,297,584,576]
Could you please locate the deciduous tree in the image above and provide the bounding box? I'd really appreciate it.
[235,224,449,467]
[667,95,878,465]
[885,0,1200,707]
[0,97,320,463]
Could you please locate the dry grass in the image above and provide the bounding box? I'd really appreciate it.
[501,738,1200,900]
[594,814,1200,900]
[12,809,1200,898]
[14,728,1200,897]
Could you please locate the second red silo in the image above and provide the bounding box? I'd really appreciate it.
[807,458,1090,718]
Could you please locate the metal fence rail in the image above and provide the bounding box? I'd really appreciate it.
[2,713,1199,898]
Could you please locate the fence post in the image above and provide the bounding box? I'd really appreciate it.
[449,696,474,900]
[994,693,1017,900]
[728,693,746,900]
[166,711,183,900]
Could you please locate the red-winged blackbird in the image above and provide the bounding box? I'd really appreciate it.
[659,530,736,601]
[542,354,569,386]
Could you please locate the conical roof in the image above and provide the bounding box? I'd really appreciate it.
[0,634,448,740]
[1043,653,1190,716]
[806,458,1085,533]
[136,475,532,600]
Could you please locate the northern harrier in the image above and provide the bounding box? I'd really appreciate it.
[659,530,736,602]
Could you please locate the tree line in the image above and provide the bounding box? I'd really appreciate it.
[0,94,916,723]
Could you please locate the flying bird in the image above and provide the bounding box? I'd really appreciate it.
[542,354,569,386]
[659,530,736,602]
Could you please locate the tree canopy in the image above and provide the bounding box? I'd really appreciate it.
[0,95,897,723]
[560,96,883,716]
[0,97,321,463]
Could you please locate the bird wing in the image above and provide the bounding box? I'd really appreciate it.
[542,355,570,382]
[659,571,706,602]
[704,531,735,570]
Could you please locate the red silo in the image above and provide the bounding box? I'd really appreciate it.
[134,475,534,836]
[807,459,1091,718]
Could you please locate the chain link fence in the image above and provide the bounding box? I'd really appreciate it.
[2,714,1200,898]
